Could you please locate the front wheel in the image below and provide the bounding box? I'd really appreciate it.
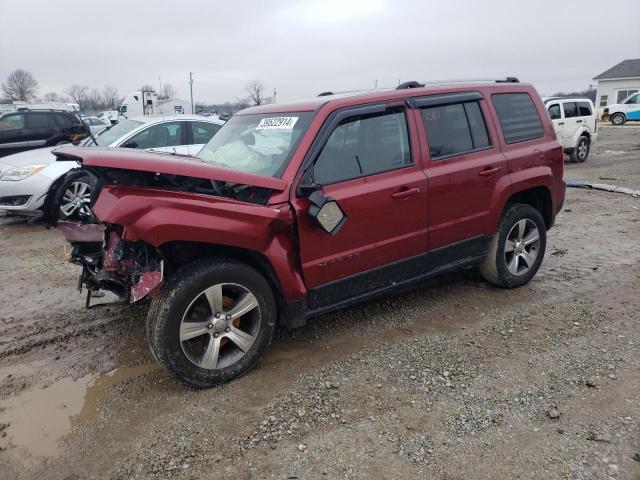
[610,113,625,126]
[147,259,277,387]
[55,170,94,222]
[480,204,547,288]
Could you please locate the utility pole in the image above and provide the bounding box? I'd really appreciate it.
[273,88,277,104]
[158,76,162,95]
[189,72,194,114]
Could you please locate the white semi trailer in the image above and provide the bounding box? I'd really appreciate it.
[118,90,192,117]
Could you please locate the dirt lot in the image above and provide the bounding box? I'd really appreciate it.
[0,126,638,479]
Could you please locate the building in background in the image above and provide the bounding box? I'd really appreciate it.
[593,59,640,113]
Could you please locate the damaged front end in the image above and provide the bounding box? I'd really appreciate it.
[58,220,163,307]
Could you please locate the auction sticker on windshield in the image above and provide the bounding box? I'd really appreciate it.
[256,117,298,130]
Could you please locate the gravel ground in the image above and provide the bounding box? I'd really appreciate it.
[0,126,638,479]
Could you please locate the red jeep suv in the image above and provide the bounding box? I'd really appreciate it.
[55,79,565,387]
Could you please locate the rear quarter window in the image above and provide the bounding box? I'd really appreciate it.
[491,93,544,144]
[54,113,76,128]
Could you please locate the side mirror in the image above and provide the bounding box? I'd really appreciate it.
[308,190,346,235]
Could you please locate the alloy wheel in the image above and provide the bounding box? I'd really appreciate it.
[577,139,588,160]
[60,181,92,219]
[504,219,540,276]
[179,283,261,370]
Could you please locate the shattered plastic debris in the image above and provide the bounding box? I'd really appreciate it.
[566,180,640,198]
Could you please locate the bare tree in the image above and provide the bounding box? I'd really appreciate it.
[246,80,265,106]
[140,84,155,92]
[102,85,119,108]
[235,96,250,112]
[86,88,103,111]
[158,83,176,100]
[2,69,39,101]
[43,91,60,102]
[64,84,89,109]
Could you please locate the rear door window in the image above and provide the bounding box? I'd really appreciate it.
[421,101,490,159]
[577,102,592,116]
[191,121,221,144]
[27,113,53,128]
[123,121,184,149]
[563,102,579,118]
[491,93,544,144]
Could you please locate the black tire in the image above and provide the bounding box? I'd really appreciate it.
[480,204,547,288]
[570,136,590,163]
[53,169,95,223]
[147,259,277,388]
[610,113,626,126]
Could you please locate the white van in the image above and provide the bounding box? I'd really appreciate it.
[604,92,640,125]
[545,98,598,162]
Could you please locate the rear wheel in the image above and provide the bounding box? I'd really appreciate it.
[610,113,626,126]
[570,136,590,163]
[480,204,546,288]
[147,259,277,387]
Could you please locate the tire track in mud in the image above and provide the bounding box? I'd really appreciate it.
[0,304,147,360]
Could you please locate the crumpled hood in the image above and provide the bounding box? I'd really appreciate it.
[0,146,58,168]
[53,146,287,191]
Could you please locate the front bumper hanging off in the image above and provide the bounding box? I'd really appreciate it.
[57,220,164,306]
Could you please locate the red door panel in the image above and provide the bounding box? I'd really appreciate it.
[411,101,509,250]
[295,167,428,288]
[291,104,428,289]
[424,149,508,249]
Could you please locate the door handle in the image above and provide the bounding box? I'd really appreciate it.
[478,166,502,177]
[576,119,583,123]
[558,122,564,125]
[391,187,420,199]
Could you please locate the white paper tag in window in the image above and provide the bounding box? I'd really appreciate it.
[256,116,299,130]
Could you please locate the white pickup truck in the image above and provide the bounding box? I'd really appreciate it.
[545,98,598,162]
[603,92,640,126]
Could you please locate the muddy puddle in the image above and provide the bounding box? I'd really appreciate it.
[0,363,157,463]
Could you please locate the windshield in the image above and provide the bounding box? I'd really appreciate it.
[81,119,143,146]
[197,112,313,177]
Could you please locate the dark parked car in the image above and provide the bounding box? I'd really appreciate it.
[56,78,565,387]
[0,110,87,157]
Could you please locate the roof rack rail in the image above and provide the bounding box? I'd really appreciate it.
[418,77,520,85]
[316,88,388,97]
[14,108,71,112]
[396,81,425,90]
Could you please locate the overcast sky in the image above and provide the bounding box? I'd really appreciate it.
[1,0,638,104]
